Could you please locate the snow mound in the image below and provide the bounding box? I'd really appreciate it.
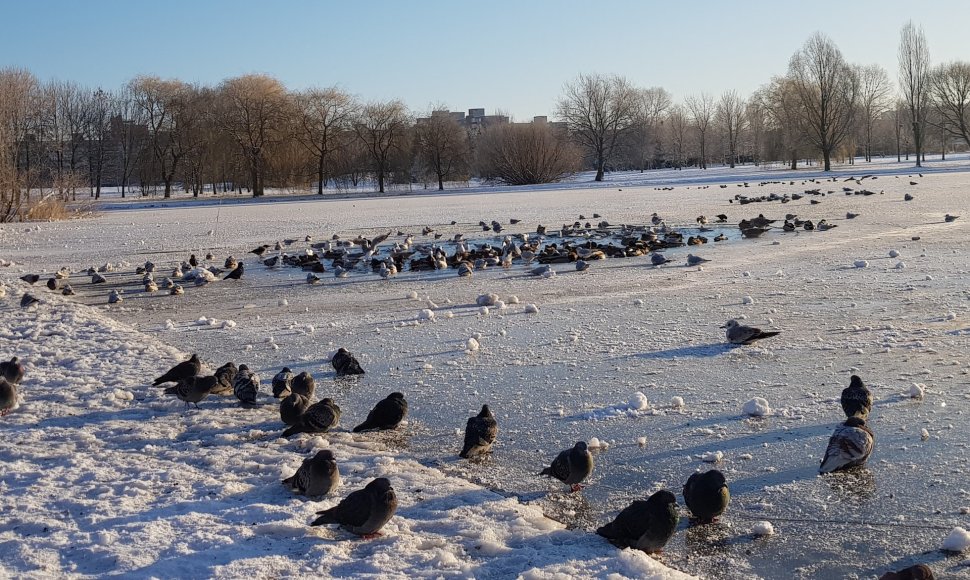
[671,396,685,409]
[506,295,520,304]
[587,437,610,449]
[943,527,970,552]
[854,260,869,269]
[466,337,480,352]
[406,290,419,300]
[889,249,900,258]
[477,293,501,306]
[909,383,925,399]
[524,304,540,314]
[418,309,435,321]
[574,392,651,420]
[742,397,771,416]
[752,521,775,536]
[700,451,723,463]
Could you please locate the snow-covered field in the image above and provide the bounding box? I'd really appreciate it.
[3,155,970,579]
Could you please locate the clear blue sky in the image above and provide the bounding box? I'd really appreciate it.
[1,0,967,119]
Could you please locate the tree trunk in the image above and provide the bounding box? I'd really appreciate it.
[250,163,261,197]
[823,149,832,171]
[438,173,444,191]
[377,169,385,193]
[317,155,325,195]
[163,179,172,198]
[913,122,923,167]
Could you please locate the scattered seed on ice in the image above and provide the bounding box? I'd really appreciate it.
[752,521,775,536]
[743,397,771,417]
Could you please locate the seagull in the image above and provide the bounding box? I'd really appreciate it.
[596,490,679,553]
[683,469,731,523]
[686,254,710,266]
[459,405,498,459]
[310,477,398,538]
[575,259,590,272]
[841,375,873,419]
[819,416,874,473]
[353,392,408,432]
[331,348,365,376]
[280,392,310,426]
[945,214,959,222]
[153,354,201,386]
[283,449,340,497]
[650,253,670,266]
[282,398,341,437]
[539,441,593,492]
[272,367,293,398]
[722,319,780,345]
[0,356,26,385]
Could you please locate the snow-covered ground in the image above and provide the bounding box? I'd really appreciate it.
[3,155,970,579]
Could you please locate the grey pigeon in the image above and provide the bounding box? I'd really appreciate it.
[650,253,670,266]
[819,416,874,473]
[683,469,731,523]
[280,392,310,426]
[575,259,590,272]
[722,319,779,345]
[0,377,17,416]
[153,354,201,386]
[310,477,397,537]
[530,265,552,277]
[0,356,25,385]
[457,262,473,277]
[20,274,40,285]
[92,273,106,284]
[332,348,365,376]
[597,489,679,554]
[291,371,316,398]
[282,398,341,437]
[307,273,321,284]
[211,362,237,395]
[841,375,873,419]
[61,285,75,296]
[686,254,710,266]
[233,364,260,407]
[272,367,293,398]
[108,289,123,304]
[283,449,340,497]
[353,392,407,432]
[164,375,217,409]
[20,293,39,308]
[170,284,184,295]
[539,441,593,492]
[460,404,498,459]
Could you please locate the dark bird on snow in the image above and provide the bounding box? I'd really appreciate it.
[715,214,728,223]
[597,490,679,553]
[46,278,57,291]
[250,245,270,256]
[164,375,217,409]
[232,364,260,407]
[841,375,873,419]
[272,367,293,398]
[460,404,498,459]
[189,254,198,267]
[904,193,915,201]
[879,564,935,580]
[945,214,959,222]
[539,441,593,492]
[211,362,237,395]
[0,356,26,385]
[683,469,731,523]
[20,274,40,285]
[263,255,280,268]
[846,212,860,219]
[280,392,310,426]
[284,449,340,497]
[819,416,874,473]
[291,371,316,398]
[0,377,17,416]
[153,354,201,386]
[20,293,39,308]
[353,392,407,432]
[331,347,365,376]
[310,477,397,538]
[92,272,107,284]
[575,259,590,272]
[224,262,244,280]
[722,319,780,345]
[282,397,341,437]
[61,285,75,296]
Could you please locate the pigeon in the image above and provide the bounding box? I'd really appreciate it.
[153,354,201,386]
[841,375,873,419]
[250,245,270,256]
[272,367,294,398]
[904,193,915,201]
[291,371,316,398]
[108,289,123,304]
[263,255,280,268]
[0,377,17,416]
[280,392,310,426]
[61,284,76,295]
[170,284,184,295]
[0,357,25,385]
[539,441,593,492]
[189,254,198,267]
[846,212,860,219]
[212,362,237,395]
[164,375,217,409]
[20,294,39,308]
[715,214,728,222]
[945,214,959,223]
[879,564,935,580]
[333,266,349,278]
[224,256,238,270]
[283,449,340,497]
[331,348,365,376]
[145,280,158,293]
[224,262,244,280]
[650,253,670,266]
[683,469,731,523]
[310,477,397,537]
[596,490,679,554]
[819,416,874,473]
[457,262,473,277]
[353,392,408,432]
[91,272,106,284]
[46,278,57,291]
[686,254,710,266]
[20,274,40,285]
[575,259,590,272]
[307,273,321,284]
[282,398,341,437]
[530,265,552,277]
[722,319,780,345]
[459,404,498,459]
[232,364,260,407]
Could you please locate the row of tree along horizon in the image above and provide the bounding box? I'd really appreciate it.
[0,23,966,208]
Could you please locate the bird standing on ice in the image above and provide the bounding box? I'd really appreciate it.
[283,449,340,497]
[539,441,593,492]
[459,405,498,459]
[353,392,407,432]
[841,375,873,419]
[310,477,397,538]
[819,416,874,473]
[683,469,730,523]
[597,489,679,553]
[153,354,201,386]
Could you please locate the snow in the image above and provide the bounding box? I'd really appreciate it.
[909,383,926,399]
[524,303,540,314]
[742,397,771,417]
[943,527,970,552]
[752,521,775,536]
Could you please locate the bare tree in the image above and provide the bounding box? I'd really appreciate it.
[715,90,746,168]
[664,105,690,168]
[86,88,112,198]
[111,84,146,198]
[898,21,931,167]
[129,76,197,197]
[0,68,39,215]
[931,61,970,150]
[294,87,357,194]
[685,93,714,169]
[856,64,893,162]
[788,33,858,171]
[353,100,411,193]
[414,107,470,190]
[744,94,767,165]
[759,77,809,169]
[476,122,580,185]
[556,74,639,181]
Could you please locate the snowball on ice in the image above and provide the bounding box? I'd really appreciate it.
[466,337,480,352]
[476,293,500,306]
[700,451,724,463]
[743,397,771,416]
[506,295,520,304]
[854,260,869,268]
[889,249,900,258]
[752,521,775,536]
[524,304,539,314]
[587,437,609,449]
[909,383,925,399]
[418,309,435,321]
[942,527,970,552]
[406,290,419,300]
[671,396,685,408]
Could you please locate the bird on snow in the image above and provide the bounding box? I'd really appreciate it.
[291,371,316,398]
[686,254,710,266]
[224,262,244,280]
[224,256,238,270]
[20,293,39,308]
[46,278,57,291]
[841,375,873,419]
[170,284,184,295]
[189,254,198,267]
[333,265,349,278]
[280,392,310,426]
[272,367,293,398]
[310,477,398,538]
[530,264,553,277]
[0,377,17,416]
[904,193,915,201]
[459,404,498,459]
[211,362,237,395]
[0,356,26,385]
[164,375,217,409]
[91,272,106,284]
[575,259,590,272]
[457,262,473,277]
[879,564,935,580]
[282,397,341,437]
[153,354,201,386]
[945,214,959,223]
[263,255,280,268]
[353,392,408,432]
[284,449,340,497]
[20,274,40,285]
[307,273,321,284]
[108,289,123,304]
[650,253,670,266]
[846,212,860,219]
[331,348,365,376]
[596,489,680,554]
[819,416,874,473]
[722,319,780,345]
[232,364,260,407]
[144,280,159,293]
[539,441,593,492]
[683,469,731,523]
[715,214,728,223]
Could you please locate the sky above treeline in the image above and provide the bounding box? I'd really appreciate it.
[1,0,967,119]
